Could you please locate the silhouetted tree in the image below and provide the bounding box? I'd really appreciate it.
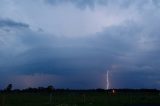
[6,84,12,92]
[47,85,54,93]
[47,85,55,105]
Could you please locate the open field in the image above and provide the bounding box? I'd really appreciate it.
[0,91,160,106]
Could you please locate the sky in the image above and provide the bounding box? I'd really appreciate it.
[0,0,160,89]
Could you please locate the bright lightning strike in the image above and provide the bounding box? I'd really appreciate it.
[106,70,110,90]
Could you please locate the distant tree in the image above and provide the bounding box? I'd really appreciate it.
[47,85,55,93]
[47,85,55,105]
[6,84,12,92]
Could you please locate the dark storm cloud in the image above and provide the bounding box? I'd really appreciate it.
[153,0,160,7]
[45,0,106,9]
[0,19,29,28]
[1,17,160,89]
[0,0,160,89]
[44,0,160,9]
[111,71,160,89]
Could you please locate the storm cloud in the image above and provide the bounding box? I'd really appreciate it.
[0,0,160,89]
[0,19,29,28]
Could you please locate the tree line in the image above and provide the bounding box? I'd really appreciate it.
[2,84,55,93]
[1,84,160,93]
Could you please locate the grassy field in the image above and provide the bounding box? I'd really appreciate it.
[0,91,160,106]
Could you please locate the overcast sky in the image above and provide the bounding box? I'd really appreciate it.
[0,0,160,89]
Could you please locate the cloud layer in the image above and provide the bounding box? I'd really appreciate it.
[0,0,160,89]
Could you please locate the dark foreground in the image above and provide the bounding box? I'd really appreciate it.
[0,91,160,106]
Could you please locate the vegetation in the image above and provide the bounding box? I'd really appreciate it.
[0,89,160,106]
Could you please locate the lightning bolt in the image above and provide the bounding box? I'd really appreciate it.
[107,70,109,90]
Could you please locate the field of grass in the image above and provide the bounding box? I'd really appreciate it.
[0,91,160,106]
